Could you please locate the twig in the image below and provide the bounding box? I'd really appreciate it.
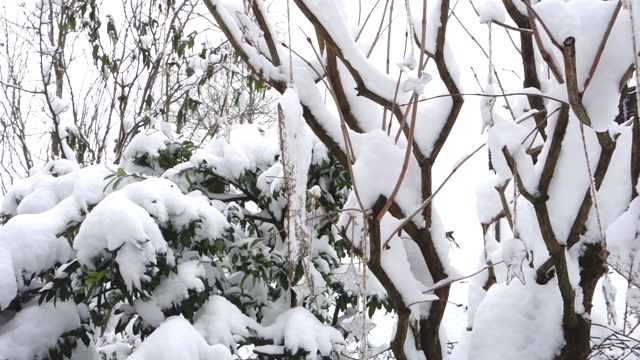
[383,141,486,248]
[582,0,623,92]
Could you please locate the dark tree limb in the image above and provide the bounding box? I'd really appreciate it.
[539,105,570,194]
[563,37,592,127]
[536,131,616,284]
[293,0,405,123]
[502,0,547,139]
[325,48,365,134]
[502,147,578,332]
[251,0,281,67]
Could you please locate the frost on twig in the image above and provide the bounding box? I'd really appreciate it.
[602,275,617,325]
[480,84,497,133]
[402,72,433,96]
[340,313,376,342]
[332,263,364,295]
[502,237,527,285]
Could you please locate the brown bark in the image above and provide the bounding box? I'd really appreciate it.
[502,0,547,139]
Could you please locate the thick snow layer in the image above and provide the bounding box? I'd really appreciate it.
[454,282,564,360]
[337,61,409,136]
[260,307,344,357]
[533,0,635,132]
[349,129,423,221]
[0,301,81,359]
[0,200,80,309]
[477,0,506,24]
[135,260,207,327]
[411,0,463,91]
[207,0,284,83]
[193,295,259,350]
[543,117,599,244]
[607,196,640,278]
[0,162,115,309]
[593,126,633,233]
[414,93,454,157]
[0,159,97,217]
[298,0,401,101]
[75,178,230,292]
[293,63,349,156]
[487,119,537,194]
[121,131,171,174]
[127,317,232,360]
[74,190,169,291]
[384,236,438,309]
[189,124,279,180]
[475,177,504,224]
[280,87,313,267]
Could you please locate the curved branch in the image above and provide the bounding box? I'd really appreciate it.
[203,0,285,90]
[293,0,405,123]
[251,0,281,67]
[502,0,548,139]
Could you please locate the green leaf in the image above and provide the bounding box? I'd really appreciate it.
[145,95,154,109]
[80,330,91,347]
[92,45,100,61]
[369,302,377,318]
[69,14,76,31]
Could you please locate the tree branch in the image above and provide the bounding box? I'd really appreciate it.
[563,37,591,127]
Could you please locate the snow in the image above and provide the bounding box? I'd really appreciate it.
[466,245,496,330]
[595,126,632,226]
[347,129,423,222]
[186,124,279,181]
[207,0,284,83]
[403,72,433,95]
[193,295,259,350]
[127,317,232,360]
[480,84,497,133]
[140,35,151,50]
[475,177,504,224]
[122,130,170,174]
[0,161,117,309]
[279,87,313,271]
[534,0,635,132]
[501,237,527,285]
[298,0,401,101]
[0,201,79,309]
[74,190,170,291]
[154,260,206,308]
[454,282,564,360]
[378,220,440,315]
[606,195,640,278]
[414,94,455,157]
[398,53,417,72]
[544,117,600,244]
[260,307,344,358]
[75,177,231,293]
[183,69,204,90]
[0,301,82,359]
[477,0,506,24]
[626,287,640,309]
[487,118,537,194]
[1,0,639,358]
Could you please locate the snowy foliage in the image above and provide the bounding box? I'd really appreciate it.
[0,125,358,359]
[2,0,640,359]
